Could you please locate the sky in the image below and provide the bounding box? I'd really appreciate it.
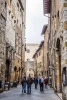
[26,0,48,44]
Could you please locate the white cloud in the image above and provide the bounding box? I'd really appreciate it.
[26,0,48,43]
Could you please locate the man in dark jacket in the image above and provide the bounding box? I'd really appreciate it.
[27,75,32,94]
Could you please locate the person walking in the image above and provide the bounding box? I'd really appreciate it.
[44,77,48,89]
[21,76,27,94]
[27,75,32,94]
[40,76,44,91]
[39,75,41,91]
[34,77,38,89]
[39,76,44,92]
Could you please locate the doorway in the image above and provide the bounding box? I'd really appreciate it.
[5,59,11,82]
[56,38,62,92]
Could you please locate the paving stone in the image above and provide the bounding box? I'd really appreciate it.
[0,85,61,100]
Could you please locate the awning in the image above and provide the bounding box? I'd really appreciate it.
[43,0,51,14]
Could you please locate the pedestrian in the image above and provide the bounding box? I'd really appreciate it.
[38,75,41,91]
[34,77,38,89]
[44,77,48,89]
[21,76,27,94]
[39,76,44,92]
[27,75,32,94]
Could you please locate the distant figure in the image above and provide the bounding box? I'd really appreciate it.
[34,77,38,89]
[27,75,33,94]
[44,77,48,89]
[21,76,27,94]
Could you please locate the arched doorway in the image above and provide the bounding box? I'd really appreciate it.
[26,68,34,78]
[5,59,11,82]
[56,38,62,92]
[14,66,17,81]
[62,67,66,84]
[18,67,21,83]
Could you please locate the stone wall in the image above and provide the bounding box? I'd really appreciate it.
[0,0,7,87]
[48,0,67,93]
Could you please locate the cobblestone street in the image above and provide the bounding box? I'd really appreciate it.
[0,85,61,100]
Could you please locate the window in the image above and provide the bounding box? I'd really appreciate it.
[5,1,7,9]
[17,19,18,23]
[27,49,30,53]
[27,59,30,61]
[39,51,41,56]
[17,2,19,10]
[16,46,18,53]
[37,54,38,57]
[11,15,13,19]
[57,11,59,18]
[17,33,18,35]
[29,69,31,71]
[20,24,21,28]
[18,59,19,63]
[14,20,16,23]
[20,8,22,12]
[9,10,11,15]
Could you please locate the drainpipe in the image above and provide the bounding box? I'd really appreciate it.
[43,42,44,76]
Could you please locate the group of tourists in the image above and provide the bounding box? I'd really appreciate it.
[0,74,48,94]
[21,74,33,94]
[38,75,48,91]
[21,74,48,94]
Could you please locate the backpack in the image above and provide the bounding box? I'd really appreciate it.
[39,78,41,84]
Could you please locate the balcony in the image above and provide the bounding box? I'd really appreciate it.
[43,0,51,14]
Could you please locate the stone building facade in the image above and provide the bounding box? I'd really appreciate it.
[0,0,7,87]
[21,0,26,75]
[33,41,44,76]
[43,0,67,99]
[5,0,16,83]
[6,0,26,83]
[41,25,48,77]
[0,0,26,87]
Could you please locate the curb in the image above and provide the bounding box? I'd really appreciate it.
[56,93,62,100]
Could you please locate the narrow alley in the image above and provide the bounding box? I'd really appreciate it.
[0,85,61,100]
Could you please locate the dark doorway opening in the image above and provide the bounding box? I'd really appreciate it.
[56,38,62,92]
[5,59,11,82]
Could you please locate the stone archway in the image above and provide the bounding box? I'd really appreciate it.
[5,59,11,82]
[26,68,34,78]
[56,38,62,92]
